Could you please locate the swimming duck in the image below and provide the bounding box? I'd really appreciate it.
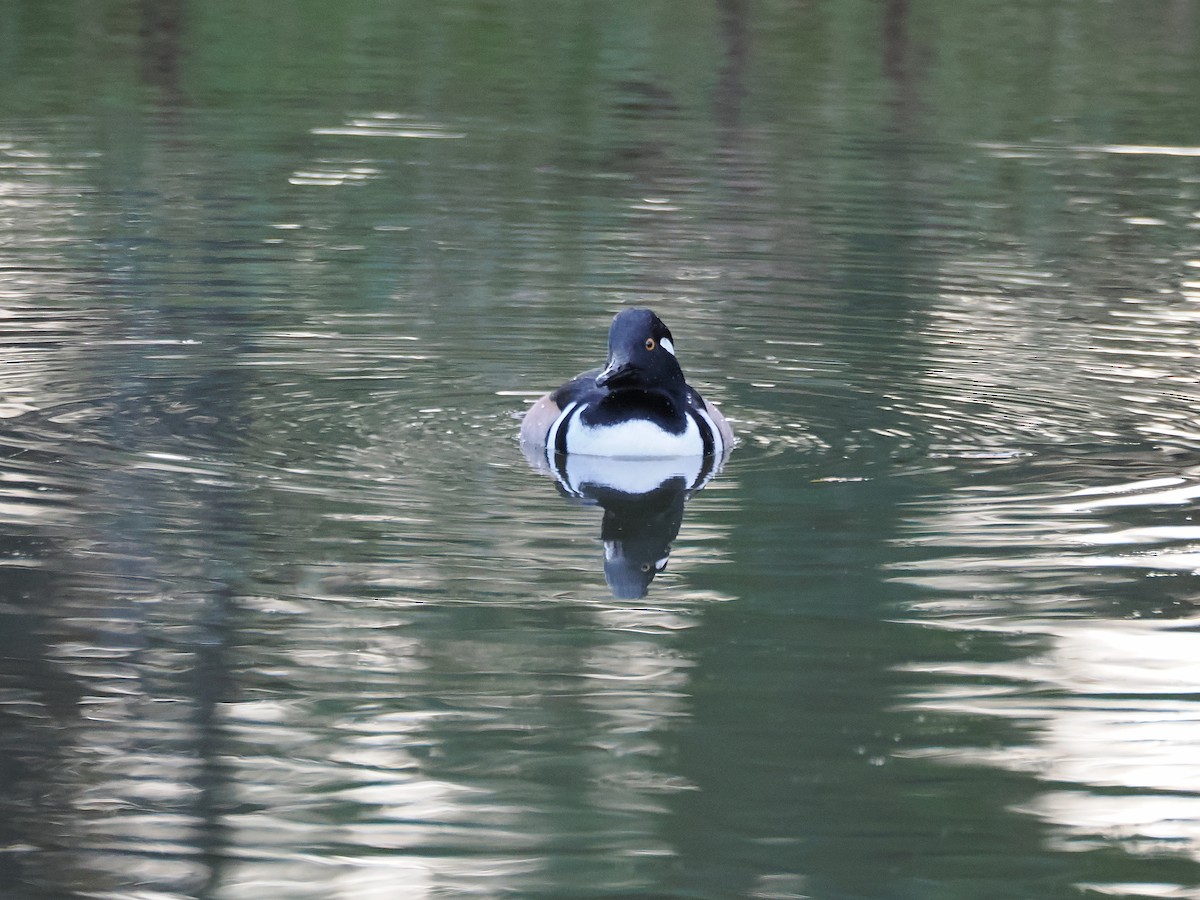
[520,308,733,459]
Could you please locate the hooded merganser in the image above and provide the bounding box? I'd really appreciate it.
[520,308,733,459]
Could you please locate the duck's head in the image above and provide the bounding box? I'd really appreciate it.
[595,308,684,391]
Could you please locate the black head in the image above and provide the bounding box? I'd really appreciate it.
[595,308,685,392]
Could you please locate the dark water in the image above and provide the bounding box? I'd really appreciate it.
[4,2,1200,898]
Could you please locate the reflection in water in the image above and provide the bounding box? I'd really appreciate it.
[903,616,1200,861]
[871,140,1200,890]
[522,442,728,599]
[890,462,1200,596]
[893,458,1200,897]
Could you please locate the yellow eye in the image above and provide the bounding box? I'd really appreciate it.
[645,338,656,351]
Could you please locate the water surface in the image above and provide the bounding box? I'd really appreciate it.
[3,2,1200,898]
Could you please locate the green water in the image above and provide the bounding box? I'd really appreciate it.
[3,2,1200,898]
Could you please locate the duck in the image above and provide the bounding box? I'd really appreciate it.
[520,308,733,460]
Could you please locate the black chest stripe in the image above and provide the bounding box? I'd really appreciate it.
[688,408,715,458]
[554,402,581,457]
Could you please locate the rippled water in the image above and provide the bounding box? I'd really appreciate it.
[4,2,1200,898]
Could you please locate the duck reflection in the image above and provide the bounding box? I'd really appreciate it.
[522,446,727,598]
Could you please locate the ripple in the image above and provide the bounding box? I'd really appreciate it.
[899,615,1200,869]
[887,454,1200,600]
[288,162,382,187]
[311,112,467,141]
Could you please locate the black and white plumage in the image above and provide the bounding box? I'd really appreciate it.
[520,308,733,462]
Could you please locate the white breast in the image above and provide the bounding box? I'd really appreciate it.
[549,401,713,459]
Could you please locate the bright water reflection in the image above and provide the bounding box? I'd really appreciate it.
[3,1,1200,898]
[892,459,1200,897]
